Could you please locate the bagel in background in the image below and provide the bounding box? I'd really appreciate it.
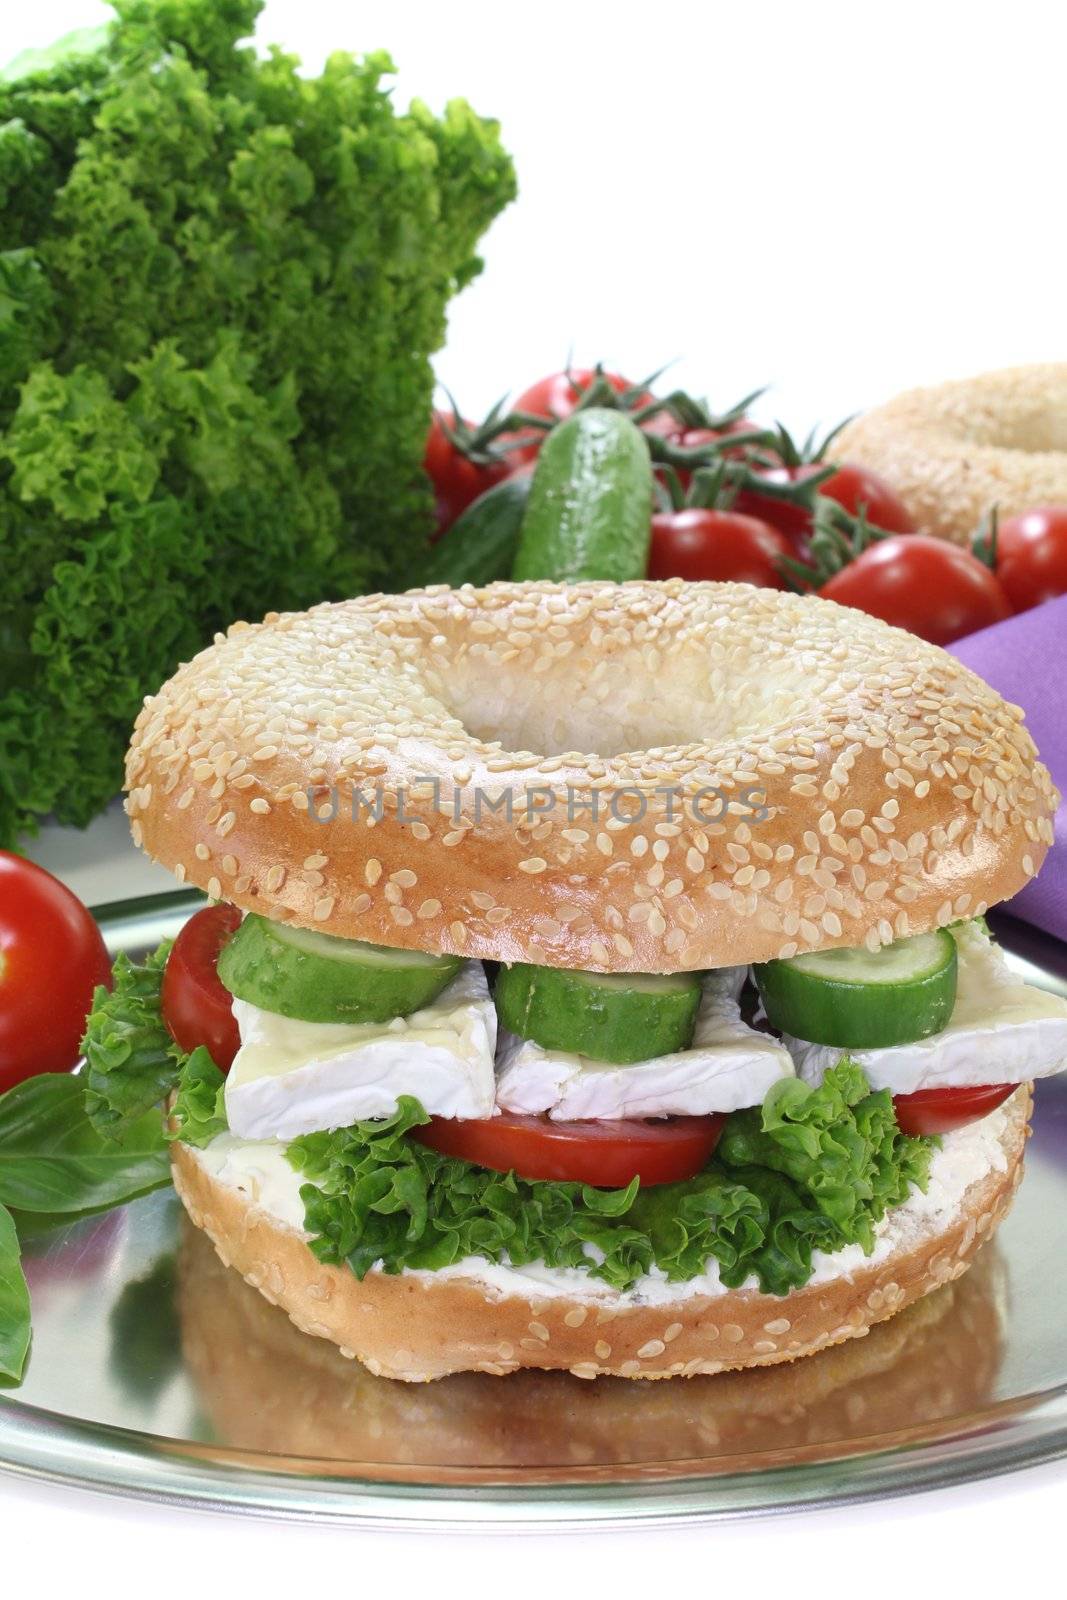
[176,1213,1006,1477]
[835,364,1067,547]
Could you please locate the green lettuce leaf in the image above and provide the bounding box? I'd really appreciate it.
[0,1202,31,1384]
[168,1049,228,1148]
[716,1058,933,1263]
[82,940,185,1139]
[0,1073,169,1213]
[287,1061,935,1296]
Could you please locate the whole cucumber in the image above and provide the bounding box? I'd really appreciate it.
[512,407,653,582]
[420,471,532,588]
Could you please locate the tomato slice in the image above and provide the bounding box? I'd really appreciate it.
[161,904,242,1072]
[410,1108,724,1188]
[892,1082,1018,1137]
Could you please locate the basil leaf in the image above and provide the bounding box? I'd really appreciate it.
[0,1204,30,1385]
[0,1074,169,1214]
[168,1049,228,1148]
[82,942,185,1140]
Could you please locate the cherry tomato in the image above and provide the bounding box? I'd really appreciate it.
[736,463,914,547]
[995,506,1067,612]
[161,904,242,1072]
[411,1108,724,1188]
[733,465,822,543]
[819,535,1013,644]
[819,464,915,534]
[0,851,112,1091]
[648,508,790,588]
[424,411,510,537]
[653,421,762,494]
[509,369,651,462]
[893,1082,1018,1137]
[668,425,722,454]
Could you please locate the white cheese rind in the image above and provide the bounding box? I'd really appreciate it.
[784,922,1067,1094]
[224,962,497,1139]
[495,966,795,1119]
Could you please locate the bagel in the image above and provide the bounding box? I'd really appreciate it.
[176,1213,1005,1475]
[835,363,1067,547]
[170,1085,1028,1382]
[125,580,1057,973]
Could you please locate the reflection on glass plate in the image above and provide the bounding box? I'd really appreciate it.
[0,892,1066,1526]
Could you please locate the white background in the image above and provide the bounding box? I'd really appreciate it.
[6,0,1067,431]
[6,0,1067,1591]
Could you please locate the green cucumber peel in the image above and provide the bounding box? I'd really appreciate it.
[495,961,702,1063]
[218,913,461,1025]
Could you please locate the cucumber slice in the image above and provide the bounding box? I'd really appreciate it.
[754,930,958,1048]
[217,913,462,1025]
[495,962,702,1064]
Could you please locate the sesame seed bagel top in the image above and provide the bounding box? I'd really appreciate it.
[125,580,1058,973]
[835,363,1067,547]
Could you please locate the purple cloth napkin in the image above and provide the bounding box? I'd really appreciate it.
[949,596,1067,942]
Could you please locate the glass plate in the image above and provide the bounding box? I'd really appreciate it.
[1,890,1065,1528]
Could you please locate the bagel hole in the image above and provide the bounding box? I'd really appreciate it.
[966,401,1067,452]
[445,649,813,759]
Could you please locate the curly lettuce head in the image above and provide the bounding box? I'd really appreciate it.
[0,0,515,844]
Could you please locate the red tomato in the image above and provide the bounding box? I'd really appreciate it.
[819,535,1013,644]
[733,465,822,543]
[648,508,790,588]
[411,1108,724,1188]
[510,369,651,462]
[736,463,914,546]
[995,506,1067,612]
[161,904,242,1072]
[0,851,112,1091]
[819,464,915,534]
[668,425,721,454]
[654,422,762,492]
[424,411,509,537]
[893,1082,1018,1137]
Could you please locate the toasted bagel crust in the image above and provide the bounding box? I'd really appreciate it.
[126,582,1056,973]
[169,1087,1029,1383]
[835,364,1067,547]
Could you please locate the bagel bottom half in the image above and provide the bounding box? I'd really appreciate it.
[176,1215,1005,1476]
[170,1088,1030,1384]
